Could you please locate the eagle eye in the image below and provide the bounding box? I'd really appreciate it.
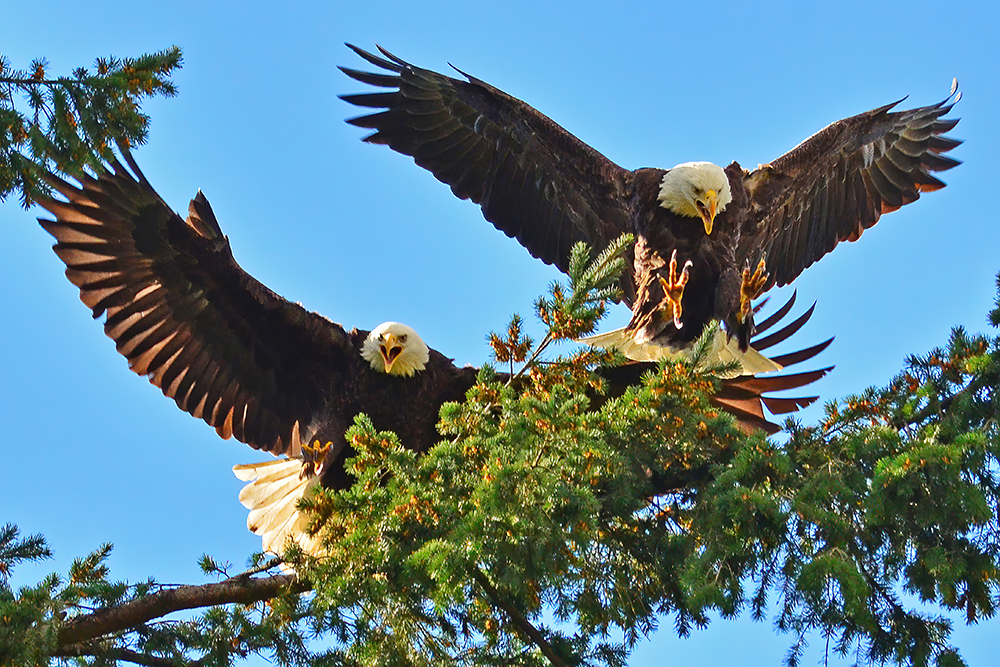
[399,334,408,343]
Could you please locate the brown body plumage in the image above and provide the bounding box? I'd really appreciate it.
[623,165,748,348]
[340,45,961,350]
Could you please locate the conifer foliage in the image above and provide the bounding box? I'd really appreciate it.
[0,46,181,206]
[1,50,998,667]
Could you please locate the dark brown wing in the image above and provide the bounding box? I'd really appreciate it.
[740,83,962,288]
[35,149,355,455]
[340,44,633,273]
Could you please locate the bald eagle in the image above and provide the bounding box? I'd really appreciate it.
[33,147,828,558]
[34,149,479,493]
[340,45,961,351]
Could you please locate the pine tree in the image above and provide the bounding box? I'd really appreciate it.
[2,50,997,667]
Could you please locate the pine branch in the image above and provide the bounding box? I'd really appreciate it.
[471,568,568,667]
[0,47,182,206]
[0,523,51,584]
[504,234,632,387]
[507,331,555,386]
[53,644,181,667]
[55,571,309,646]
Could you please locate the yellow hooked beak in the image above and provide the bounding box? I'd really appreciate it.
[379,334,404,374]
[696,189,719,235]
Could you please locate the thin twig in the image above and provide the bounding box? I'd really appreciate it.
[1,77,80,86]
[508,333,555,386]
[241,556,285,577]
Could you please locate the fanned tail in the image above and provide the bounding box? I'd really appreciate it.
[233,459,323,566]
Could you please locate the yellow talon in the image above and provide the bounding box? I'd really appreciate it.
[303,439,332,459]
[301,439,333,478]
[739,256,769,323]
[657,249,693,329]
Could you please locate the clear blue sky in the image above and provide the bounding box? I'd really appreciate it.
[1,1,997,664]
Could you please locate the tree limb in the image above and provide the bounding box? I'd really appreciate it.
[471,568,568,667]
[54,644,181,667]
[56,571,310,647]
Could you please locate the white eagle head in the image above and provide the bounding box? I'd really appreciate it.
[657,161,732,235]
[361,322,430,377]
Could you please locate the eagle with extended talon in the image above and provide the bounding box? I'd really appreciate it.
[34,146,829,559]
[340,45,961,354]
[33,148,480,554]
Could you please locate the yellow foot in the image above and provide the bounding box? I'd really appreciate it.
[739,256,769,323]
[657,249,693,329]
[301,440,333,478]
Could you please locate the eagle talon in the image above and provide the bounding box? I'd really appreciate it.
[739,256,769,323]
[657,249,693,329]
[301,440,333,478]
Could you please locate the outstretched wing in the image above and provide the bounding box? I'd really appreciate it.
[740,83,961,288]
[340,44,633,273]
[35,150,354,455]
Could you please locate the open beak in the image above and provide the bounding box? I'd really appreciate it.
[379,334,404,374]
[697,190,719,235]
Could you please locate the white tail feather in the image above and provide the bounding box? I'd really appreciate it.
[232,459,324,564]
[579,325,782,378]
